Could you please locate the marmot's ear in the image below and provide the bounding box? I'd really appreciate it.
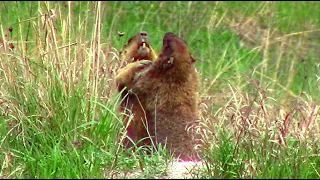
[191,55,196,63]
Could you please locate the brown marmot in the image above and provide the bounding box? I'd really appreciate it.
[116,31,158,148]
[119,31,157,64]
[117,32,200,161]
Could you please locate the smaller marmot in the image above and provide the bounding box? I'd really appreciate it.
[116,31,157,148]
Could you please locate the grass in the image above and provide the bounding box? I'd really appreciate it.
[198,84,320,178]
[0,1,319,178]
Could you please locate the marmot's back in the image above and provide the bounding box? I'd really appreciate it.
[131,32,201,161]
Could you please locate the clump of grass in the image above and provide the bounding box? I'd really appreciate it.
[0,2,170,178]
[198,81,320,178]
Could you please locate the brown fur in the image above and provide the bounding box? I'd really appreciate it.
[116,31,157,148]
[119,31,157,65]
[118,32,200,161]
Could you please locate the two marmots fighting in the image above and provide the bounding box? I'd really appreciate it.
[116,31,201,161]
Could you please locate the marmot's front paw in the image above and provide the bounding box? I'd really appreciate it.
[135,60,153,70]
[116,60,153,88]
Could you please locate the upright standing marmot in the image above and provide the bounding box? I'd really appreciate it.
[117,32,200,161]
[116,31,158,148]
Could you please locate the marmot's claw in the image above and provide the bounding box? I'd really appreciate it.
[137,60,153,69]
[132,60,152,83]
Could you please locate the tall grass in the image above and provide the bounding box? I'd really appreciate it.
[0,1,319,178]
[198,83,319,178]
[0,2,169,178]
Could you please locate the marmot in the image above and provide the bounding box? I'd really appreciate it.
[119,31,157,64]
[116,31,158,148]
[117,32,200,161]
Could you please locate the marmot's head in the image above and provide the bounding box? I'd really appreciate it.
[158,32,196,70]
[120,31,158,63]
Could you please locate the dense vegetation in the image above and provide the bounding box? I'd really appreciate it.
[0,1,319,178]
